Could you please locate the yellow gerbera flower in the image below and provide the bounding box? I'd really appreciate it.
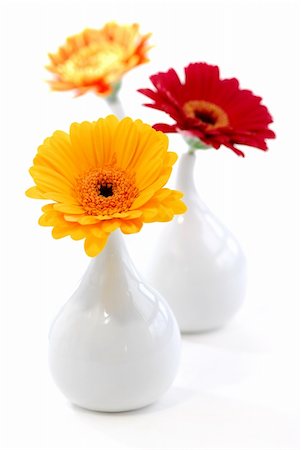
[26,116,187,256]
[47,22,151,96]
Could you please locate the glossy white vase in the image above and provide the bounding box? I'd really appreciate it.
[149,153,247,333]
[49,231,181,412]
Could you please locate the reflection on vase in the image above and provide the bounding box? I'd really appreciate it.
[148,153,247,333]
[49,231,181,412]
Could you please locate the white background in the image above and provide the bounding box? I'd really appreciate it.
[0,0,300,449]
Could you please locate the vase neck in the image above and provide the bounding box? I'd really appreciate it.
[77,231,136,312]
[176,152,198,195]
[92,230,128,269]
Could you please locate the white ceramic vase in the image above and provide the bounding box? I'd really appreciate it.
[49,231,181,412]
[148,153,247,333]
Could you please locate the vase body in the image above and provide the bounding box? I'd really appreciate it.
[49,232,181,412]
[148,153,247,333]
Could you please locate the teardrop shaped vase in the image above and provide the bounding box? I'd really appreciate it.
[49,231,181,412]
[148,153,247,333]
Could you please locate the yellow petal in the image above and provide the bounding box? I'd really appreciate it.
[164,151,178,166]
[135,151,177,191]
[120,219,143,234]
[64,215,99,225]
[52,225,76,239]
[171,200,187,214]
[100,220,121,233]
[69,121,98,170]
[94,116,119,165]
[29,165,72,194]
[113,118,139,168]
[94,211,143,221]
[42,204,55,212]
[26,186,45,199]
[39,214,55,226]
[37,131,80,182]
[53,203,85,214]
[131,167,172,210]
[84,235,108,257]
[70,228,87,240]
[40,192,78,204]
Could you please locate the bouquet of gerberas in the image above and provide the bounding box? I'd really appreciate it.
[26,21,275,412]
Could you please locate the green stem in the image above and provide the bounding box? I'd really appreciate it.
[106,96,125,119]
[182,135,211,151]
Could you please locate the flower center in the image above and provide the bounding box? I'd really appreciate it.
[183,100,229,129]
[99,183,113,197]
[75,166,138,216]
[58,43,123,84]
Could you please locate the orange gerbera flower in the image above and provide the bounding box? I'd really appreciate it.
[26,116,187,257]
[47,22,151,97]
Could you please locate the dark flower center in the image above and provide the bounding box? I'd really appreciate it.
[100,183,113,197]
[75,167,139,216]
[194,110,216,125]
[183,100,229,130]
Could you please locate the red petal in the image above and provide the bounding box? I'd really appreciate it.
[153,123,178,133]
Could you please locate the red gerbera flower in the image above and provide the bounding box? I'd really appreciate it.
[138,62,275,156]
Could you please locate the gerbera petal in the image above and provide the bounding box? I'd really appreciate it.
[39,192,77,204]
[132,134,169,188]
[29,165,73,194]
[141,189,187,222]
[132,166,173,209]
[70,228,87,240]
[137,88,159,101]
[153,123,178,133]
[115,119,168,174]
[113,117,140,168]
[223,143,245,157]
[84,235,108,257]
[164,151,178,166]
[52,224,78,239]
[26,186,45,199]
[38,131,82,181]
[39,212,60,227]
[64,209,143,224]
[100,220,121,233]
[42,204,56,213]
[150,69,182,99]
[69,122,99,170]
[94,115,119,165]
[48,80,75,91]
[184,63,219,100]
[120,219,143,234]
[53,204,86,214]
[134,150,176,193]
[64,215,100,225]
